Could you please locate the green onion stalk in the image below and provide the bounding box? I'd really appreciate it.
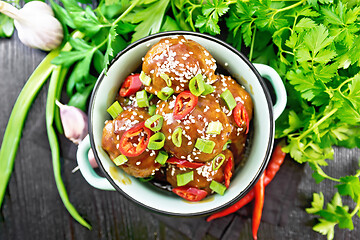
[0,50,58,207]
[0,30,90,229]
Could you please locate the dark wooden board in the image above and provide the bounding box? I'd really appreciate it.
[1,30,360,240]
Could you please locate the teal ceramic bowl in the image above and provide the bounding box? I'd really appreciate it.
[77,31,287,216]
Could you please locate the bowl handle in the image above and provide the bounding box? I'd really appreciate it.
[77,135,116,191]
[253,63,287,120]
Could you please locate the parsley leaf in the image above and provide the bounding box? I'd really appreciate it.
[195,0,229,35]
[125,0,170,42]
[335,176,360,199]
[103,25,117,71]
[62,0,103,37]
[306,192,324,214]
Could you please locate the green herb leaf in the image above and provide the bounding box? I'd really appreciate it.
[335,176,360,199]
[125,0,170,42]
[306,192,324,214]
[62,0,102,37]
[195,0,229,35]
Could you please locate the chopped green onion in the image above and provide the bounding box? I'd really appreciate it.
[140,71,151,86]
[136,90,149,107]
[202,83,215,95]
[148,104,156,116]
[107,101,123,119]
[155,150,168,165]
[160,73,172,87]
[171,127,183,147]
[138,176,155,182]
[195,138,216,154]
[148,132,166,150]
[113,154,128,166]
[222,140,232,151]
[148,94,155,101]
[189,74,205,96]
[210,180,227,195]
[145,114,164,132]
[212,154,226,171]
[220,89,236,111]
[157,86,174,100]
[206,121,223,135]
[177,171,194,186]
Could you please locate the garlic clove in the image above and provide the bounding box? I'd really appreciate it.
[88,149,99,168]
[0,1,63,51]
[56,100,88,145]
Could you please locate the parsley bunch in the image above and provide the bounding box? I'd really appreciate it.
[220,1,360,239]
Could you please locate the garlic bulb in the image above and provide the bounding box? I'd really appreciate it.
[0,1,63,51]
[56,100,88,145]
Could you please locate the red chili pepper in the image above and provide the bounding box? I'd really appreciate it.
[167,157,205,169]
[119,73,142,97]
[233,102,249,134]
[264,144,286,184]
[224,157,233,188]
[173,91,198,120]
[206,189,255,222]
[252,173,265,240]
[172,186,208,202]
[118,121,152,157]
[206,143,286,222]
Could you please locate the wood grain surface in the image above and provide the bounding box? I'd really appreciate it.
[1,30,360,240]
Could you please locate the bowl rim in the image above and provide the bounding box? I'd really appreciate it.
[88,31,274,217]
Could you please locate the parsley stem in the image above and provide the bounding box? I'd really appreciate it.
[272,0,307,15]
[312,162,340,182]
[298,108,338,141]
[112,0,141,26]
[249,26,256,62]
[337,77,354,92]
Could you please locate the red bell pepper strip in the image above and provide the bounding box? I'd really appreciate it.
[167,157,205,169]
[118,121,152,157]
[173,90,198,120]
[172,186,208,202]
[206,143,286,222]
[252,173,265,240]
[233,102,249,134]
[224,157,233,188]
[119,73,142,97]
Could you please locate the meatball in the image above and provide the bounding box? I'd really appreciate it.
[166,149,235,193]
[212,75,253,141]
[156,93,232,162]
[142,36,217,95]
[102,108,160,178]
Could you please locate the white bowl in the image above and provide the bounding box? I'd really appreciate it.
[77,31,287,216]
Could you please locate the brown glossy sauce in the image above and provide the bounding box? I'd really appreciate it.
[109,166,132,185]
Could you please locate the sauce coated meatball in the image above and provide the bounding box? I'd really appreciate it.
[102,108,160,178]
[166,150,234,193]
[213,75,253,140]
[142,36,217,95]
[156,94,232,162]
